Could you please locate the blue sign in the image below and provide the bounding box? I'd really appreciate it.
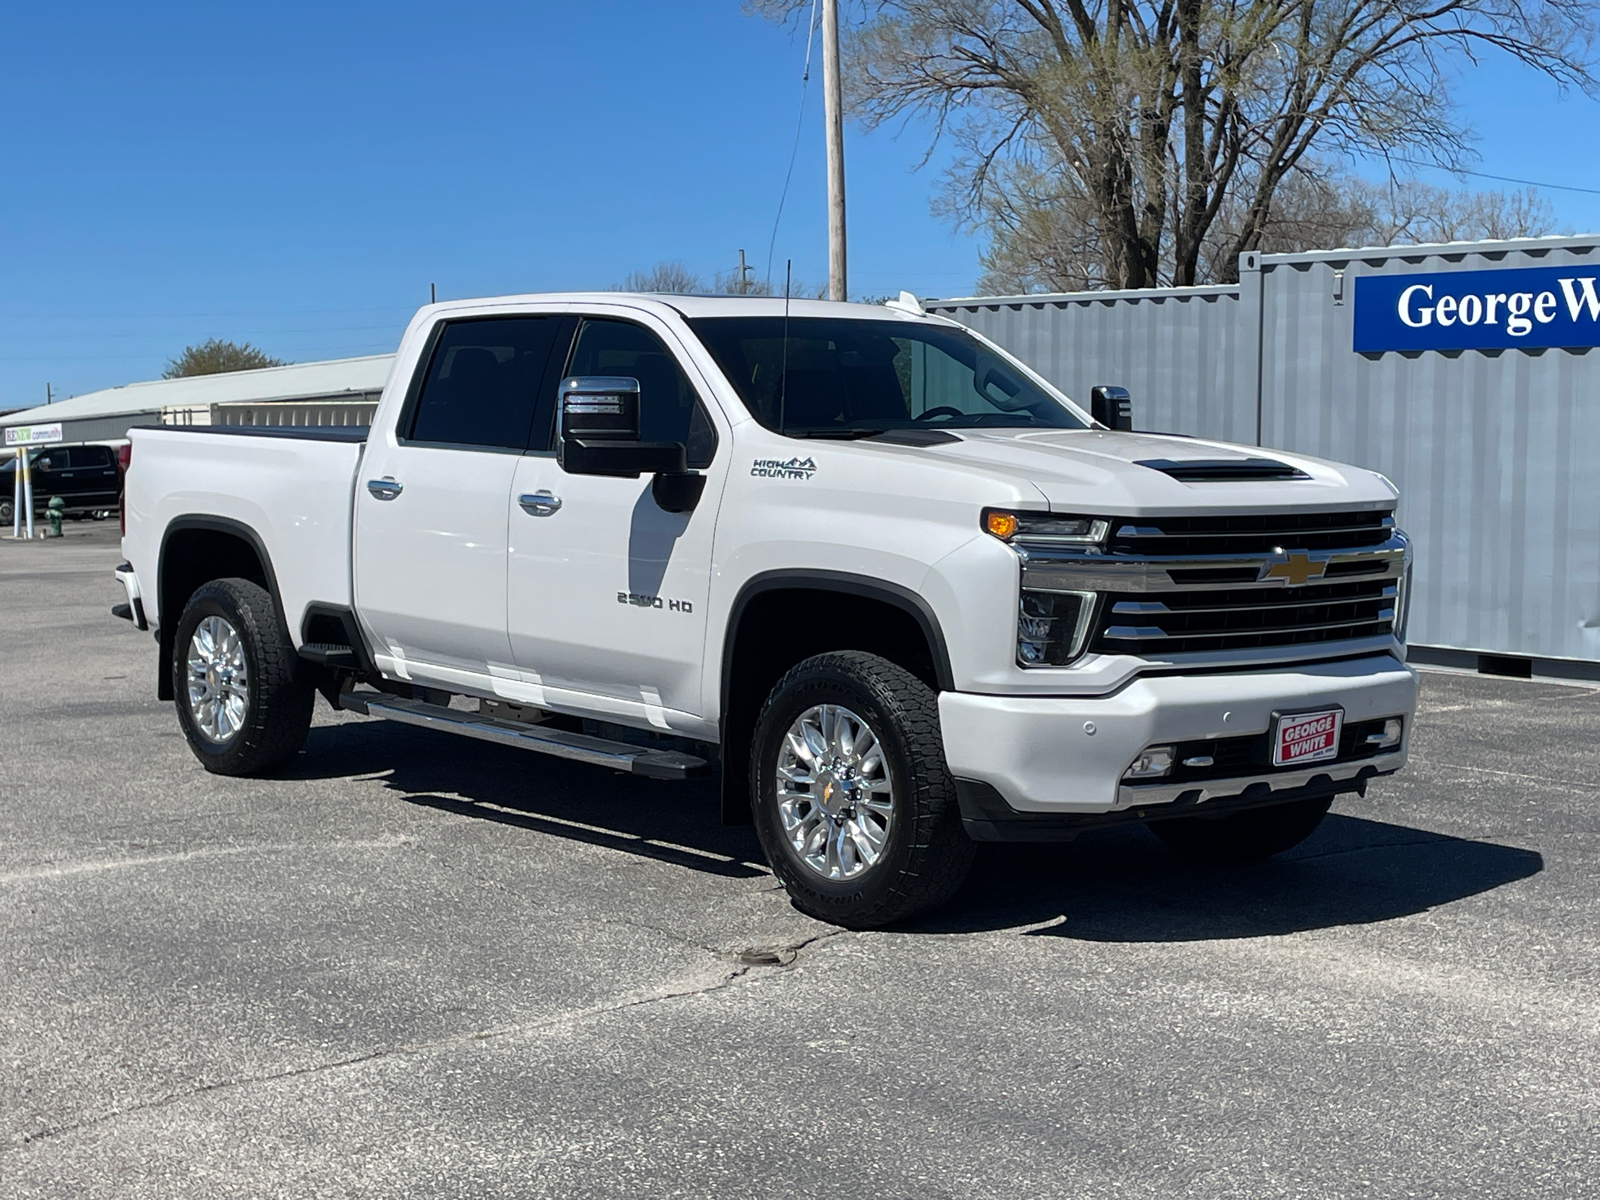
[1353,265,1600,352]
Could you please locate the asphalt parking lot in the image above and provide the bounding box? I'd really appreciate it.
[2,524,1596,1198]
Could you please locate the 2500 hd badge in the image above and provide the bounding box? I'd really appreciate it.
[618,592,693,612]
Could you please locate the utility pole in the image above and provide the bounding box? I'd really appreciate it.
[821,0,847,302]
[430,282,436,305]
[735,249,753,295]
[45,383,52,405]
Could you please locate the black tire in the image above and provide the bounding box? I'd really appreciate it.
[749,651,975,928]
[1147,794,1334,863]
[0,498,12,524]
[172,578,314,776]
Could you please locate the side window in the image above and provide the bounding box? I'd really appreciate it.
[407,317,563,450]
[564,318,717,468]
[71,447,114,469]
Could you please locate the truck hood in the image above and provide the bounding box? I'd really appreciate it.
[908,428,1397,513]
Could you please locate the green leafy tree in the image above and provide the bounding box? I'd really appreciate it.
[163,339,286,379]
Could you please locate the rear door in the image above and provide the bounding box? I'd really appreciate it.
[70,446,121,506]
[354,314,568,689]
[506,314,724,726]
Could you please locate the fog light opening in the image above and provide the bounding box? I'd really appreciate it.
[1124,745,1176,779]
[1364,717,1404,749]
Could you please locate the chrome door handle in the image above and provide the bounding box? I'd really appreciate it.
[518,491,562,516]
[366,477,403,501]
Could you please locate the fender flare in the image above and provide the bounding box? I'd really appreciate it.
[716,568,956,824]
[155,515,287,701]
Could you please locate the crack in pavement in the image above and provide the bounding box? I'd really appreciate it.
[6,947,817,1154]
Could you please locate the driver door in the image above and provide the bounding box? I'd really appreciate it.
[505,314,724,728]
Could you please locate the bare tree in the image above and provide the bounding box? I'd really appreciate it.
[975,163,1558,293]
[163,339,285,378]
[752,0,1594,287]
[613,261,708,294]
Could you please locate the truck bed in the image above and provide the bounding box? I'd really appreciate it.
[122,424,366,640]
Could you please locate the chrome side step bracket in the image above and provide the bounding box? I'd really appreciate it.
[339,692,708,781]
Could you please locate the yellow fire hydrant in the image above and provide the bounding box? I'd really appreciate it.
[45,495,65,538]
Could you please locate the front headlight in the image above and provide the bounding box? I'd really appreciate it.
[984,509,1109,546]
[1017,588,1097,666]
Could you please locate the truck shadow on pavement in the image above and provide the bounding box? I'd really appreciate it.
[293,719,771,879]
[929,818,1544,941]
[292,719,1544,941]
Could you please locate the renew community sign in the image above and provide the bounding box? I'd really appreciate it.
[1353,266,1600,352]
[4,423,63,447]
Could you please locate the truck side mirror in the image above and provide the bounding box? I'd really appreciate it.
[557,376,686,478]
[1090,385,1134,431]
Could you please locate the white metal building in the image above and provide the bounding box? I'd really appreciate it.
[1,354,396,447]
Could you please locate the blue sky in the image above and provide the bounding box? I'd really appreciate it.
[3,1,1599,409]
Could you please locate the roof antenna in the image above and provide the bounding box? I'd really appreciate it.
[779,259,792,437]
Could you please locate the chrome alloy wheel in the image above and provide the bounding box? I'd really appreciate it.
[186,615,249,743]
[775,704,895,881]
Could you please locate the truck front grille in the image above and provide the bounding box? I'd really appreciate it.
[1108,510,1393,557]
[1095,577,1397,656]
[1014,508,1408,663]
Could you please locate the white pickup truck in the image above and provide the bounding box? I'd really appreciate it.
[116,293,1416,926]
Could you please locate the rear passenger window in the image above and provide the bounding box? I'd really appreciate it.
[407,317,564,450]
[72,447,114,469]
[562,319,717,468]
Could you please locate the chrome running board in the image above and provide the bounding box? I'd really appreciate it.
[340,692,708,781]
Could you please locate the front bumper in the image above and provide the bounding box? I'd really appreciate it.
[939,653,1417,829]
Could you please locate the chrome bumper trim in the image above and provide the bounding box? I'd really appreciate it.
[1114,749,1406,810]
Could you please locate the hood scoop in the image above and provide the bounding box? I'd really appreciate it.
[1136,457,1310,482]
[866,428,963,447]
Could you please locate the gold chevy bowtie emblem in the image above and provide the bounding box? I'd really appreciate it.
[1261,552,1326,586]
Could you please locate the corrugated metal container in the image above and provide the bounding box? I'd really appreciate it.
[1257,240,1600,665]
[928,236,1600,669]
[928,285,1252,442]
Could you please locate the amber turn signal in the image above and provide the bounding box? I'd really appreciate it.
[985,511,1019,540]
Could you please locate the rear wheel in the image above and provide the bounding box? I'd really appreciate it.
[172,578,314,775]
[1147,794,1333,863]
[750,651,974,928]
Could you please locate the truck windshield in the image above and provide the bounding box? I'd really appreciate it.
[687,316,1088,437]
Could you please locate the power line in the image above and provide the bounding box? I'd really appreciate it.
[1386,156,1600,197]
[766,0,821,290]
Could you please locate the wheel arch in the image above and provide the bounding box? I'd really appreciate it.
[717,570,955,824]
[156,516,284,701]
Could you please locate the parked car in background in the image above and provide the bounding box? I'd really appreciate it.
[1,444,123,523]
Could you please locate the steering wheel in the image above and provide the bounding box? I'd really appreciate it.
[914,406,966,423]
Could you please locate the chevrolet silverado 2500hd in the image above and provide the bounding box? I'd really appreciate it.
[115,293,1416,927]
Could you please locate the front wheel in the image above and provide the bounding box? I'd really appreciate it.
[1147,794,1334,863]
[172,578,314,776]
[750,651,975,928]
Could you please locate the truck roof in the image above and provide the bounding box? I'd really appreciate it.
[430,293,942,322]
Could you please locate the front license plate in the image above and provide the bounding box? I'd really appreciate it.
[1273,707,1344,767]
